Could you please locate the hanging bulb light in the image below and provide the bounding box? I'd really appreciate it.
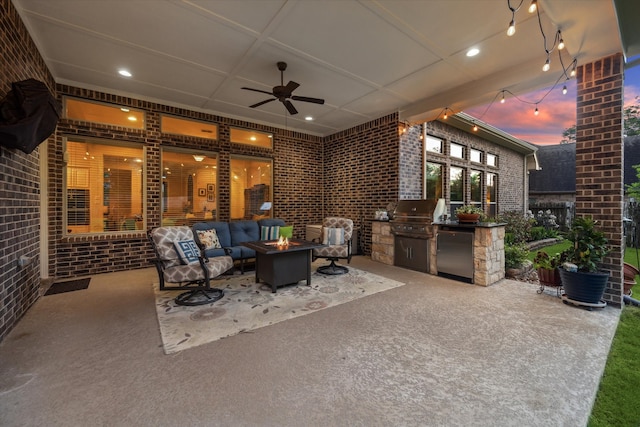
[558,31,565,50]
[472,123,478,132]
[443,111,448,119]
[534,106,540,116]
[507,18,516,36]
[562,85,567,95]
[542,56,550,72]
[570,61,577,77]
[528,0,537,13]
[500,92,506,104]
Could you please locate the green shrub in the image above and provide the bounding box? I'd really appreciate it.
[498,211,535,244]
[505,243,529,269]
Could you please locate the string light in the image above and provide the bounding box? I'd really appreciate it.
[557,31,565,50]
[534,105,539,116]
[562,85,567,95]
[500,91,506,103]
[528,0,537,13]
[506,0,522,36]
[542,56,550,72]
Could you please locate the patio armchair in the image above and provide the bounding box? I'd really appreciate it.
[148,226,233,306]
[312,217,353,275]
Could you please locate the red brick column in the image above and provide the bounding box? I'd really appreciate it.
[575,53,624,306]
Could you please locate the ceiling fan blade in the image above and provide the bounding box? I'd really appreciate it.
[291,95,325,105]
[242,87,273,96]
[249,98,276,108]
[284,81,300,95]
[283,100,298,115]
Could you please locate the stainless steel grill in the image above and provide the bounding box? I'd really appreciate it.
[390,199,437,273]
[390,199,438,239]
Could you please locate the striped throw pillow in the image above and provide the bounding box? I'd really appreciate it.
[260,225,280,240]
[322,227,345,245]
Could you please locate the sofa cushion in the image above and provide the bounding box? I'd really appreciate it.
[229,220,260,245]
[173,239,201,265]
[260,225,280,240]
[196,229,222,249]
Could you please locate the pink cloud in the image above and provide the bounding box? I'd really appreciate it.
[465,67,640,146]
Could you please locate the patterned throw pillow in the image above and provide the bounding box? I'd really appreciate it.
[260,225,280,240]
[196,229,222,249]
[173,239,201,265]
[322,227,345,245]
[279,225,293,238]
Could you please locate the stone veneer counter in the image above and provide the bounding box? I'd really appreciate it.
[371,220,506,287]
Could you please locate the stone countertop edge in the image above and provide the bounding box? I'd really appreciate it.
[432,221,507,228]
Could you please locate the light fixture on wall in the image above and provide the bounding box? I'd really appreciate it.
[192,154,205,162]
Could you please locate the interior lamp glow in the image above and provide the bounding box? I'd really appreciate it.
[192,154,205,162]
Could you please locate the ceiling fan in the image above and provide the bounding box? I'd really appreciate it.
[242,62,325,115]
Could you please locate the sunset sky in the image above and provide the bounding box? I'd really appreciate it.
[465,64,640,146]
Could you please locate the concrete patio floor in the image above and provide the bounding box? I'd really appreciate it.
[0,257,620,426]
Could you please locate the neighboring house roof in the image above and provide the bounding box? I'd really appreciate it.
[529,136,640,194]
[529,144,576,193]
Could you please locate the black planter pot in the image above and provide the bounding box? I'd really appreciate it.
[559,269,610,304]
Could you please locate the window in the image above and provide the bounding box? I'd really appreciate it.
[230,128,273,149]
[424,162,443,199]
[161,149,218,225]
[65,97,145,129]
[65,138,145,234]
[425,135,442,154]
[450,143,464,159]
[230,156,273,220]
[487,153,498,167]
[161,115,218,140]
[487,173,497,217]
[470,170,482,208]
[470,149,482,163]
[449,166,464,215]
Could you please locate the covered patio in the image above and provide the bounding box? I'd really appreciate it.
[0,257,618,426]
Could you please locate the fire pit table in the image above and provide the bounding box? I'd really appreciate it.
[241,239,325,293]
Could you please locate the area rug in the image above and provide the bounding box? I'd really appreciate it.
[44,278,90,296]
[153,267,405,354]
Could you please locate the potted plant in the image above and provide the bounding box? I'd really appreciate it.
[558,216,610,305]
[533,250,564,287]
[455,205,484,223]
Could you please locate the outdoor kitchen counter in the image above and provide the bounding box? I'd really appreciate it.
[433,221,507,286]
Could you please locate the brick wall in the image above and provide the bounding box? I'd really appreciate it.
[52,85,325,278]
[576,53,625,306]
[323,113,400,255]
[423,120,526,214]
[0,0,56,341]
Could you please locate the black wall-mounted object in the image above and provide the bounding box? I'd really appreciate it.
[0,78,61,154]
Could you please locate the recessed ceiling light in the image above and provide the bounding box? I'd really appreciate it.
[118,69,132,77]
[305,116,313,121]
[466,48,480,57]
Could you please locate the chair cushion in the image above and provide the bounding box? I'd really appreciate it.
[229,220,260,245]
[260,225,280,240]
[173,239,201,265]
[196,229,222,249]
[323,227,345,245]
[279,225,293,238]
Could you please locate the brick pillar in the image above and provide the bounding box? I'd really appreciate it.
[575,53,624,306]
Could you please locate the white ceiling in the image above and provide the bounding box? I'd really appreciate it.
[11,0,633,137]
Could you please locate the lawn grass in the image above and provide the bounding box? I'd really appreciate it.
[588,246,640,426]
